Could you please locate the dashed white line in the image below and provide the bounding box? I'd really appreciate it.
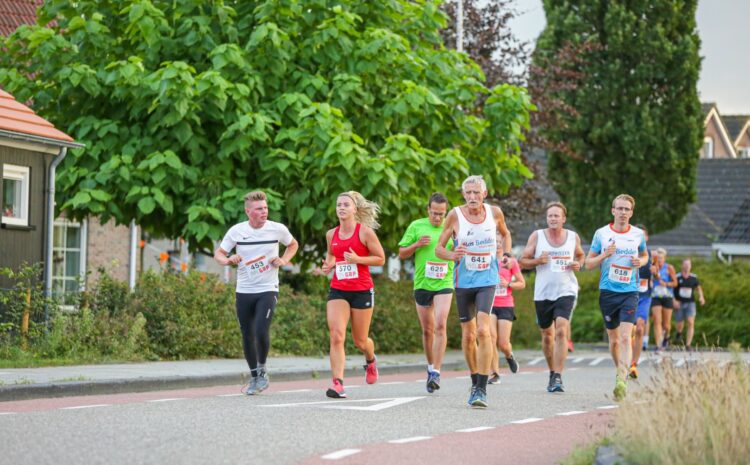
[279,389,312,393]
[572,357,584,363]
[589,357,606,366]
[511,418,543,424]
[61,404,111,410]
[455,376,471,380]
[0,412,17,415]
[217,393,244,397]
[529,357,545,366]
[347,385,362,389]
[557,411,586,416]
[567,367,580,371]
[597,405,619,410]
[380,381,405,385]
[414,379,426,383]
[388,436,432,444]
[321,449,362,460]
[147,398,185,403]
[457,426,495,433]
[520,372,534,375]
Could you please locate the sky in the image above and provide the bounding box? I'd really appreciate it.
[507,0,750,115]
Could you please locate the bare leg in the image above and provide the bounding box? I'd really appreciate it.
[327,300,351,380]
[489,314,500,374]
[632,318,646,364]
[476,312,493,375]
[541,326,555,372]
[651,305,663,348]
[431,294,452,370]
[461,319,478,373]
[350,306,375,361]
[553,317,569,373]
[686,316,695,347]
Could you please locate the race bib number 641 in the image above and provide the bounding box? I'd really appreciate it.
[465,252,490,271]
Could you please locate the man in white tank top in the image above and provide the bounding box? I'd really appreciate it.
[520,202,585,393]
[436,175,513,409]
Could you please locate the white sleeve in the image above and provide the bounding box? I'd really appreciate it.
[278,224,294,246]
[219,226,237,253]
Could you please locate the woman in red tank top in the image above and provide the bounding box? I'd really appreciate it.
[321,191,385,399]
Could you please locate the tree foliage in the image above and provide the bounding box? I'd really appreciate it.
[0,0,533,256]
[530,0,703,238]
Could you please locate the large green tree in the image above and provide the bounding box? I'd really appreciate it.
[0,0,532,256]
[530,0,702,238]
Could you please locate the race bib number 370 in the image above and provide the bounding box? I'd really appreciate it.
[425,261,448,280]
[465,253,490,271]
[608,264,633,283]
[335,262,359,280]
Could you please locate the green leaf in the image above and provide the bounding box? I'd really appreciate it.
[138,197,156,214]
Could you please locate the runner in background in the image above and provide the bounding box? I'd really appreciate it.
[673,258,705,351]
[650,248,677,351]
[629,224,652,379]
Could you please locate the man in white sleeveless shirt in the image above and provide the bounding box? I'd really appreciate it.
[520,202,585,393]
[436,175,512,409]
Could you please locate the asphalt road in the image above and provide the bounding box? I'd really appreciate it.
[0,360,638,465]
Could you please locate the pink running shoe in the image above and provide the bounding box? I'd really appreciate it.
[326,378,346,398]
[365,358,378,384]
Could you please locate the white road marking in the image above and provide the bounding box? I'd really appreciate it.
[511,418,543,424]
[279,389,312,393]
[347,385,362,389]
[567,368,580,371]
[557,411,586,416]
[147,398,185,403]
[414,379,426,383]
[597,405,619,410]
[217,394,244,397]
[572,357,584,363]
[0,412,17,415]
[520,372,534,375]
[61,404,111,410]
[322,449,362,460]
[529,357,545,366]
[380,381,405,385]
[457,426,495,433]
[260,396,425,412]
[455,376,471,380]
[589,357,606,366]
[388,436,432,444]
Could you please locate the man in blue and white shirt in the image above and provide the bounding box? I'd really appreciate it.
[585,194,648,401]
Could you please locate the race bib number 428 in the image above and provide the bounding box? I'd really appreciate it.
[465,253,490,271]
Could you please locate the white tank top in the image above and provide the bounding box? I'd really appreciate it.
[533,228,579,300]
[454,204,499,288]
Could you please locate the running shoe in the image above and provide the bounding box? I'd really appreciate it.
[506,355,520,373]
[551,373,564,392]
[326,378,347,398]
[467,386,477,406]
[470,388,488,408]
[255,370,269,393]
[547,372,556,393]
[364,358,378,384]
[426,370,440,393]
[629,363,638,380]
[567,340,575,353]
[488,372,501,385]
[243,377,258,396]
[613,376,627,401]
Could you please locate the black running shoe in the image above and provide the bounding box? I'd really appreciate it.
[547,372,556,393]
[552,373,564,392]
[506,355,519,373]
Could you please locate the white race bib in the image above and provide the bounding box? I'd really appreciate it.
[246,256,271,276]
[551,255,571,273]
[425,261,448,280]
[495,283,508,297]
[678,287,693,299]
[465,252,491,271]
[335,261,359,280]
[608,263,633,283]
[638,278,649,293]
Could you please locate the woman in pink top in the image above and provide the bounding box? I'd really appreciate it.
[488,242,526,384]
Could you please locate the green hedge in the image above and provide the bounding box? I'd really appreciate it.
[1,258,748,365]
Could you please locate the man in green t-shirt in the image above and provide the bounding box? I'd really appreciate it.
[398,192,454,393]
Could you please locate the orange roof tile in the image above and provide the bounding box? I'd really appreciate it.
[0,88,75,143]
[0,0,44,36]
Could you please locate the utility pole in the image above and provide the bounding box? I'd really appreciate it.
[456,0,464,52]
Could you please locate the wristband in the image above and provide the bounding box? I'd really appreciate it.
[503,252,511,258]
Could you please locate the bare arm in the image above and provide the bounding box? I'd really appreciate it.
[214,247,242,266]
[493,206,512,254]
[398,236,431,260]
[666,265,678,287]
[519,231,541,270]
[510,269,526,290]
[272,238,299,267]
[697,285,706,305]
[345,226,385,266]
[436,211,464,261]
[321,229,335,273]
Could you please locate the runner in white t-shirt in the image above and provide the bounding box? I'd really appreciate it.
[214,191,298,395]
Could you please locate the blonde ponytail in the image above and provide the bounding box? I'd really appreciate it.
[340,191,380,230]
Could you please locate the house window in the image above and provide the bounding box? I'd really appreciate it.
[703,137,714,158]
[52,219,88,307]
[739,147,750,159]
[2,164,30,226]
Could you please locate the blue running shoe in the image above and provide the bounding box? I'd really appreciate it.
[243,377,258,395]
[551,373,564,392]
[471,388,488,408]
[467,386,477,406]
[426,370,440,393]
[255,370,269,393]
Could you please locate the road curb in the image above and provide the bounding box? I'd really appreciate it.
[0,360,468,402]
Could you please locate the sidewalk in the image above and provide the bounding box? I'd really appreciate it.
[0,346,613,401]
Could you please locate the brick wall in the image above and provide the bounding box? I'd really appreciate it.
[86,216,139,285]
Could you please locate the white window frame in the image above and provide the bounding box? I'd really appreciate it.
[1,164,30,226]
[703,137,714,159]
[739,147,750,159]
[52,218,88,310]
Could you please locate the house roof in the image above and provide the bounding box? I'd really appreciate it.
[720,196,750,244]
[0,88,78,145]
[701,102,716,116]
[0,0,43,36]
[649,159,750,246]
[723,114,750,144]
